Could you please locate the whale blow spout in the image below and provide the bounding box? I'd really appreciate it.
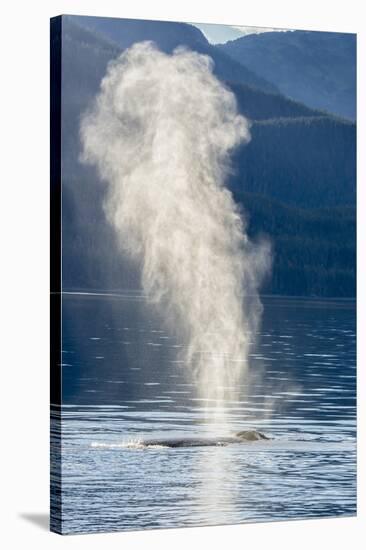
[80,43,271,425]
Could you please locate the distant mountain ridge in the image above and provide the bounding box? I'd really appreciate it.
[236,192,355,298]
[58,16,356,297]
[219,30,356,120]
[231,116,356,208]
[69,15,278,94]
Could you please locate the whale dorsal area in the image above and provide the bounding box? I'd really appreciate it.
[143,430,269,448]
[236,430,269,441]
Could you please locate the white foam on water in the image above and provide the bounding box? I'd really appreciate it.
[90,439,168,450]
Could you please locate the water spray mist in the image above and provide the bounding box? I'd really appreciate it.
[81,42,270,430]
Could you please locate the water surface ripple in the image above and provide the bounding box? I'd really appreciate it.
[52,294,356,534]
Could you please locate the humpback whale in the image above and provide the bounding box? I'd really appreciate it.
[142,430,269,449]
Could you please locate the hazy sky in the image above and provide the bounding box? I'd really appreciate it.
[193,23,291,44]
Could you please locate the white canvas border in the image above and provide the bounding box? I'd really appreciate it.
[0,1,364,548]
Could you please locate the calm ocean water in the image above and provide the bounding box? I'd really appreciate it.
[51,292,356,534]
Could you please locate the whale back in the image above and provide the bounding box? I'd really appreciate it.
[235,430,269,441]
[142,430,269,448]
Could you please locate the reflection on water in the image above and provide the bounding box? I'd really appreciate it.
[51,293,356,534]
[195,445,239,526]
